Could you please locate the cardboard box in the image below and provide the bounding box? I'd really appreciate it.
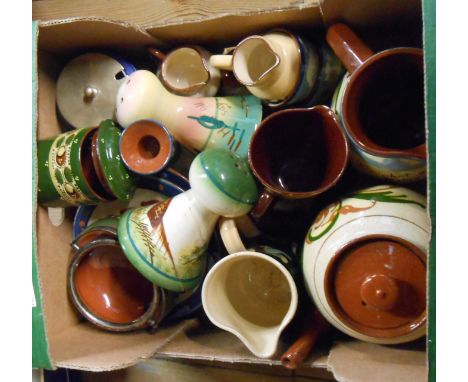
[32,1,434,380]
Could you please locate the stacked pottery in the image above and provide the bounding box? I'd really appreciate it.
[37,22,430,361]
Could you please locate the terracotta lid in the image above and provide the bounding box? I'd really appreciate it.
[325,236,426,338]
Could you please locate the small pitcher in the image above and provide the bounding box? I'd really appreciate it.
[202,217,298,358]
[210,30,309,106]
[148,46,221,97]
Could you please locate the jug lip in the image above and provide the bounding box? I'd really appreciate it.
[231,34,281,86]
[161,46,211,93]
[201,251,299,358]
[341,47,426,160]
[248,105,349,199]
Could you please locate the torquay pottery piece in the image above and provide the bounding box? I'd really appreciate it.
[117,148,259,292]
[302,185,429,344]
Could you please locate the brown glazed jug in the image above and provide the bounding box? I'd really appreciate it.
[327,23,426,182]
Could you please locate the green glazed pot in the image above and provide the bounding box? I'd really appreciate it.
[95,120,136,201]
[38,127,107,207]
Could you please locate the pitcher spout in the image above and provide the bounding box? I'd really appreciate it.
[233,36,281,86]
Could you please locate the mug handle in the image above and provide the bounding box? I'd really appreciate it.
[218,217,247,254]
[147,46,167,62]
[209,55,234,71]
[326,23,374,74]
[250,189,276,220]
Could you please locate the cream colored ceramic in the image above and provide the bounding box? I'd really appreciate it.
[115,70,262,159]
[210,31,301,102]
[149,46,221,97]
[202,251,298,358]
[302,185,429,344]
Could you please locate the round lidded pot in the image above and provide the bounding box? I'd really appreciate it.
[302,185,429,344]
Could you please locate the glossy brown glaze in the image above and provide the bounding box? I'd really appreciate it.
[281,308,329,370]
[119,120,173,175]
[326,23,373,74]
[81,128,115,201]
[74,243,154,324]
[326,23,426,159]
[249,105,349,218]
[91,129,116,198]
[324,235,426,338]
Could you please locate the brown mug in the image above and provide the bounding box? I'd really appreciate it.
[248,105,349,219]
[327,23,426,182]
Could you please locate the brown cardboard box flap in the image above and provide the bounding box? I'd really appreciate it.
[327,340,427,382]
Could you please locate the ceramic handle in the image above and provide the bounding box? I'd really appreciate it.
[147,46,167,62]
[250,189,275,220]
[210,55,234,71]
[218,217,247,254]
[326,23,374,74]
[280,309,330,370]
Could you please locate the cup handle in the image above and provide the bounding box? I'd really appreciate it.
[147,46,167,62]
[209,55,234,71]
[250,189,275,220]
[326,23,374,74]
[218,217,247,254]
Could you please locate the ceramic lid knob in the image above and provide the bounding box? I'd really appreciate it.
[189,148,258,217]
[359,274,399,311]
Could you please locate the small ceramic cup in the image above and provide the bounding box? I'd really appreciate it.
[147,45,221,97]
[38,127,115,207]
[302,185,429,344]
[119,119,175,176]
[202,249,298,358]
[68,220,171,332]
[326,23,426,182]
[248,105,349,219]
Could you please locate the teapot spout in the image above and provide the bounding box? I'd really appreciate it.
[233,36,280,86]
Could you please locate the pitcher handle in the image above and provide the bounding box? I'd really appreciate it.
[147,46,167,63]
[218,217,246,254]
[326,23,374,74]
[210,54,234,71]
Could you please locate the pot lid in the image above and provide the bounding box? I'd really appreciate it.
[326,237,426,338]
[56,53,135,129]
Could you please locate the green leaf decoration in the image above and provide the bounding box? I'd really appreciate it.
[352,189,425,208]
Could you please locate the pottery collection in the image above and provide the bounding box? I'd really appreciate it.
[37,23,429,360]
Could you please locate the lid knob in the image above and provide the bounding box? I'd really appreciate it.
[84,86,98,100]
[360,274,399,311]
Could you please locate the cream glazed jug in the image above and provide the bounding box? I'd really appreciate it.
[302,185,429,344]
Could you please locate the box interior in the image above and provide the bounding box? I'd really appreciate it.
[35,2,428,377]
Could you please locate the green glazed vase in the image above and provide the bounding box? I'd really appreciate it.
[118,148,259,292]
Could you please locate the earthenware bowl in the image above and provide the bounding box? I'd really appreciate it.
[68,236,170,332]
[302,185,429,344]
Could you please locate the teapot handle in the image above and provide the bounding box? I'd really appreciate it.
[210,55,234,71]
